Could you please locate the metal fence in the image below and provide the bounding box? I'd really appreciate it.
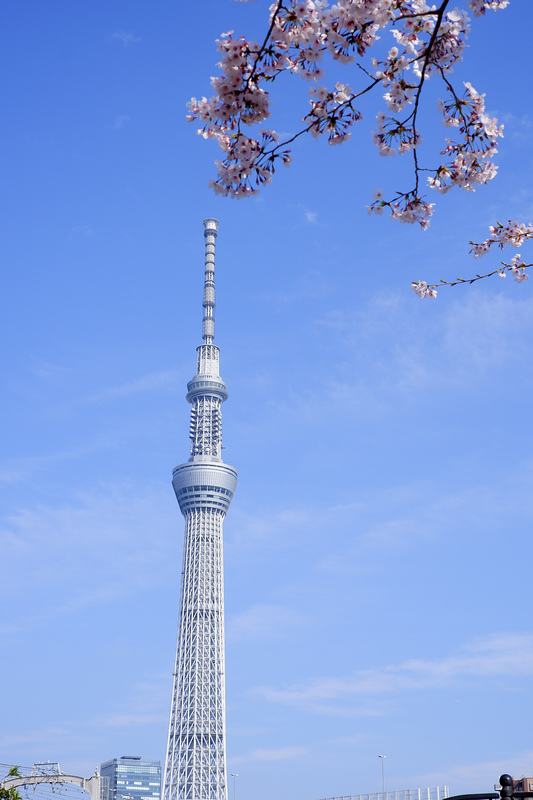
[318,786,450,800]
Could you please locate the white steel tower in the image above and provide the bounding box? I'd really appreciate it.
[163,218,237,800]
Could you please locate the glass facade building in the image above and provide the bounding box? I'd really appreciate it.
[100,757,161,800]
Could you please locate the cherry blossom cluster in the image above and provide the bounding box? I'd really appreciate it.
[371,110,421,156]
[366,7,501,227]
[411,281,437,299]
[412,257,531,297]
[470,220,533,257]
[507,254,530,283]
[412,220,533,297]
[306,82,363,144]
[205,129,291,198]
[188,0,509,217]
[467,0,509,16]
[426,82,503,194]
[368,189,434,229]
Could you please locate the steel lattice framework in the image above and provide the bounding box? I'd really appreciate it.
[163,219,237,800]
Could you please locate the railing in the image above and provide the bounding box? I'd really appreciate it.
[319,787,449,800]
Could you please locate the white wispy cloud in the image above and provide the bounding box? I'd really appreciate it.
[258,269,332,308]
[0,442,115,485]
[259,291,533,431]
[0,467,26,483]
[86,368,180,403]
[229,504,327,550]
[253,633,533,716]
[94,675,170,729]
[1,672,170,748]
[302,208,318,224]
[323,292,533,396]
[0,483,177,635]
[0,725,72,748]
[97,712,167,727]
[113,31,141,46]
[231,745,307,764]
[500,111,533,145]
[227,603,306,641]
[69,224,93,239]
[231,457,533,566]
[409,749,533,793]
[31,360,80,379]
[114,114,131,130]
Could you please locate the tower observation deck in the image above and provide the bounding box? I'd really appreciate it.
[163,219,237,800]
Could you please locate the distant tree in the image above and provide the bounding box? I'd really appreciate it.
[1,767,22,800]
[188,0,532,295]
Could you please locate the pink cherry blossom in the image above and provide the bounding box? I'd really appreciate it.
[188,0,509,230]
[411,281,437,299]
[414,222,533,297]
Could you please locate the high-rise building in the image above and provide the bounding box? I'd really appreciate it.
[163,219,238,800]
[511,778,533,793]
[100,757,161,800]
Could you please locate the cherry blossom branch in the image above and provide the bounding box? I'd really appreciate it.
[412,220,533,298]
[470,220,533,257]
[241,0,286,96]
[367,72,503,228]
[253,75,381,165]
[188,0,509,220]
[412,261,531,299]
[402,0,450,198]
[366,1,503,228]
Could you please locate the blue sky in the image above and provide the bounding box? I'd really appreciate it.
[1,3,533,800]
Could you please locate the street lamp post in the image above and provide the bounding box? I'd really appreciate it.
[230,773,239,800]
[378,755,386,800]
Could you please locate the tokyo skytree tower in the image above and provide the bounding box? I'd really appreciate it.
[163,218,237,800]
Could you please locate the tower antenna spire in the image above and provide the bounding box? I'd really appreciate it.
[163,219,237,800]
[202,217,219,344]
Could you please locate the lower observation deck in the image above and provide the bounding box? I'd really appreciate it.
[172,460,238,514]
